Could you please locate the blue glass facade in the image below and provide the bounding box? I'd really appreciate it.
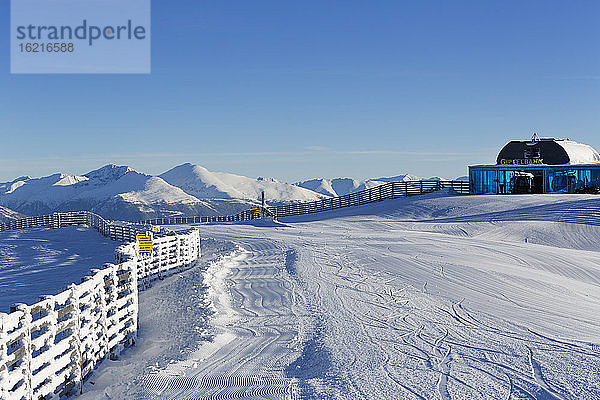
[469,165,600,194]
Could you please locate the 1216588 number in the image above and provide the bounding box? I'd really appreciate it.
[19,43,74,53]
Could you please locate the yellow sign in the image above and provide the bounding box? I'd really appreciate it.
[137,234,153,254]
[250,207,260,216]
[498,159,543,165]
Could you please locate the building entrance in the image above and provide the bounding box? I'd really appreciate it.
[507,170,545,194]
[532,171,544,194]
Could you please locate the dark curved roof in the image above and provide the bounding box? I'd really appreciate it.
[496,139,600,165]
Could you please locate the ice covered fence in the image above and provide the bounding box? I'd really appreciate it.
[0,213,201,400]
[1,260,139,400]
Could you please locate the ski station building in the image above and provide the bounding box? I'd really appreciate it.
[469,134,600,194]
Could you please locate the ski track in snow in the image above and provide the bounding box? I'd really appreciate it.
[73,194,600,399]
[135,241,302,400]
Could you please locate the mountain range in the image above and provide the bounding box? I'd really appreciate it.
[293,174,420,197]
[0,163,455,222]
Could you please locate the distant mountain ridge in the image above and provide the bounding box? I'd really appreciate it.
[294,173,422,197]
[159,163,324,203]
[0,163,450,221]
[0,205,25,222]
[0,163,328,221]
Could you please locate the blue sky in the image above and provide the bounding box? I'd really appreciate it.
[1,0,599,182]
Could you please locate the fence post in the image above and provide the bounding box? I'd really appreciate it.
[0,314,5,400]
[14,303,34,400]
[0,315,5,400]
[66,283,84,395]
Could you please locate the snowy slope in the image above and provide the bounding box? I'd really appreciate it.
[0,165,232,221]
[294,178,376,197]
[0,205,24,222]
[0,165,140,212]
[0,163,330,221]
[296,175,419,197]
[79,193,600,399]
[292,178,338,197]
[0,226,120,312]
[372,173,420,183]
[331,178,373,195]
[160,163,325,204]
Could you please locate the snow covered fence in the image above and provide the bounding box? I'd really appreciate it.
[0,218,201,400]
[115,229,201,290]
[0,211,153,242]
[0,259,138,400]
[142,180,470,224]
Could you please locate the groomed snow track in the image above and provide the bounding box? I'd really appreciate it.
[136,243,302,400]
[148,193,600,400]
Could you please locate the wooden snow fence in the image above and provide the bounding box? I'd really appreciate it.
[0,211,149,242]
[141,180,470,225]
[0,213,201,400]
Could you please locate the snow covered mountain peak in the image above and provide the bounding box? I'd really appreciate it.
[53,174,89,186]
[4,180,27,194]
[257,177,278,183]
[160,163,324,204]
[373,173,420,183]
[295,173,427,197]
[84,164,136,183]
[0,163,430,221]
[117,176,205,206]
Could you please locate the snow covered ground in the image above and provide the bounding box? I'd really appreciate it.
[79,237,301,399]
[71,191,600,399]
[3,192,599,399]
[0,225,120,312]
